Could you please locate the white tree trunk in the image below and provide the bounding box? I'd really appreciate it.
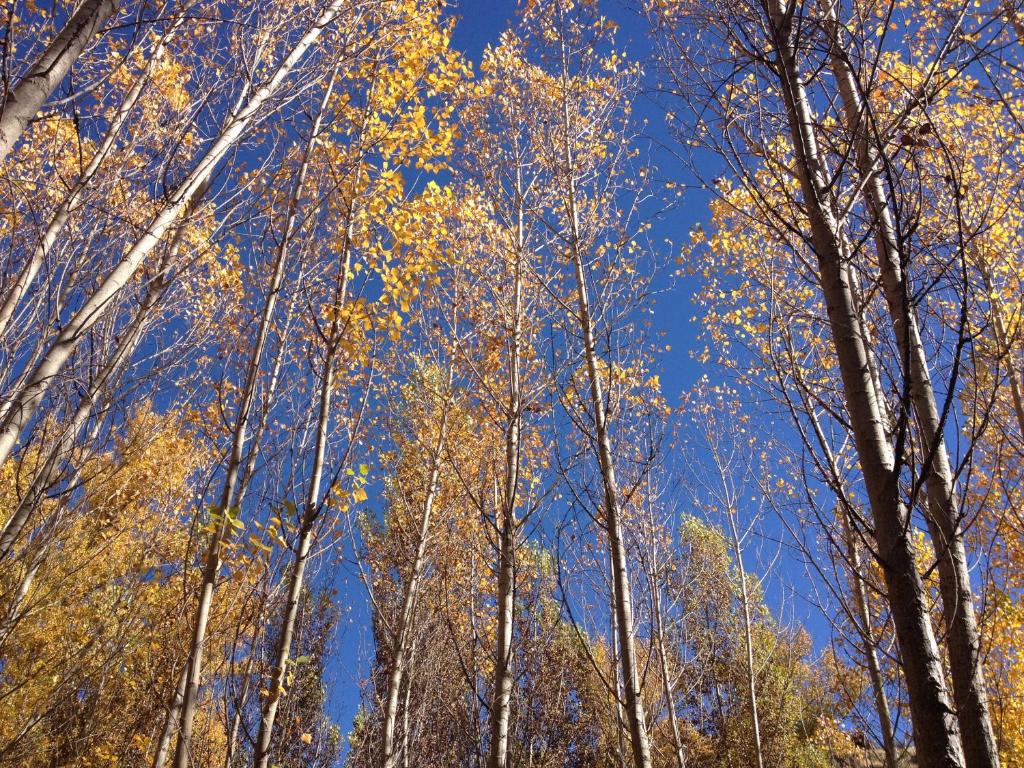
[486,173,526,768]
[0,252,167,559]
[0,0,118,163]
[724,507,764,768]
[0,0,352,473]
[0,15,184,340]
[765,2,964,764]
[556,31,652,765]
[821,10,997,765]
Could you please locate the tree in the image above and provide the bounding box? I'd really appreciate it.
[644,0,1020,764]
[0,0,120,163]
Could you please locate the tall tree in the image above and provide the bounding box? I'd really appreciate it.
[0,0,120,163]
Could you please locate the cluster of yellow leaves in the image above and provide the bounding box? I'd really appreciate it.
[0,404,258,767]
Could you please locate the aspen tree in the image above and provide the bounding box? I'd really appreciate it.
[379,365,454,768]
[647,1,966,764]
[0,0,120,163]
[373,188,477,768]
[256,5,465,756]
[458,34,556,768]
[240,62,342,768]
[819,7,998,763]
[531,3,654,764]
[0,0,362,473]
[0,9,190,341]
[167,8,371,763]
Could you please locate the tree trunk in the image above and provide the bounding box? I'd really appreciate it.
[486,172,526,768]
[251,64,341,768]
[252,364,333,768]
[566,184,652,768]
[487,516,515,768]
[0,246,172,559]
[651,561,686,768]
[566,167,652,768]
[153,664,188,768]
[400,637,417,768]
[803,401,899,768]
[171,44,342,760]
[0,15,183,340]
[0,0,118,163]
[0,0,351,471]
[381,394,451,768]
[841,509,900,768]
[607,563,628,768]
[764,3,964,765]
[223,646,257,768]
[725,507,765,768]
[0,549,43,649]
[822,12,998,766]
[557,31,652,766]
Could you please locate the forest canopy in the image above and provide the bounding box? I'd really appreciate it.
[0,1,1022,767]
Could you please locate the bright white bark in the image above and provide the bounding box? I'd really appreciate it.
[0,0,118,163]
[0,0,353,474]
[166,9,355,767]
[0,16,184,340]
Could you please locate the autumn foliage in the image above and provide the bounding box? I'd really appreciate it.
[0,0,1021,767]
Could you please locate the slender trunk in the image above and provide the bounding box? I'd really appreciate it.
[381,392,451,768]
[822,12,998,766]
[608,565,628,768]
[487,519,515,768]
[0,250,171,559]
[841,509,899,768]
[0,0,118,163]
[0,0,351,471]
[571,175,651,768]
[224,647,257,768]
[172,103,324,768]
[0,549,43,648]
[651,568,686,768]
[765,3,964,765]
[237,290,298,509]
[251,69,342,768]
[168,11,353,761]
[486,172,526,768]
[725,509,764,768]
[802,402,899,768]
[252,348,337,766]
[557,39,652,766]
[153,664,188,768]
[0,15,183,339]
[400,638,416,768]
